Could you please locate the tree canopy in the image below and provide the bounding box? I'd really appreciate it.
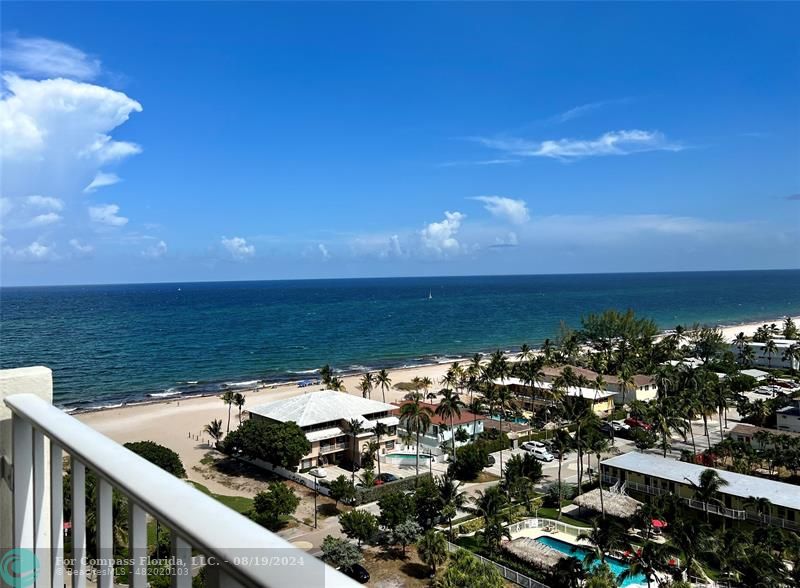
[124,441,186,478]
[222,418,310,469]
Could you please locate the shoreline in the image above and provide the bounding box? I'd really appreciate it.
[68,313,799,416]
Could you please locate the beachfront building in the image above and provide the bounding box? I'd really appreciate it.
[394,400,484,453]
[494,377,615,417]
[777,399,800,433]
[539,366,657,405]
[248,390,399,470]
[729,422,800,448]
[601,452,800,531]
[729,339,799,371]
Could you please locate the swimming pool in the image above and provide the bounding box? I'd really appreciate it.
[384,452,434,464]
[536,536,647,587]
[489,414,529,424]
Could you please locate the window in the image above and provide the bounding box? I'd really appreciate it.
[385,440,395,450]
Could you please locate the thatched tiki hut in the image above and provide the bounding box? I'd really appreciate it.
[573,488,642,519]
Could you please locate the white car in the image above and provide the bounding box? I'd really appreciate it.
[531,447,555,462]
[521,440,546,452]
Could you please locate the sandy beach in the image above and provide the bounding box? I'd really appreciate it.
[76,315,798,497]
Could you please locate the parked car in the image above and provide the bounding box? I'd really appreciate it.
[599,421,615,436]
[531,447,555,462]
[375,473,399,484]
[612,420,630,431]
[521,440,545,451]
[625,417,652,431]
[340,564,370,583]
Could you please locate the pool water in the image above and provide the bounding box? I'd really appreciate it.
[536,536,647,587]
[385,453,433,461]
[489,414,529,424]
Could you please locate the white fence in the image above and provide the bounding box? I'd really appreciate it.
[445,541,550,588]
[506,517,584,538]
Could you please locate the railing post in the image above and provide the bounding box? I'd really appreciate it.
[71,460,87,588]
[51,442,64,588]
[33,428,51,587]
[96,477,114,588]
[12,413,34,550]
[171,532,192,588]
[129,501,148,588]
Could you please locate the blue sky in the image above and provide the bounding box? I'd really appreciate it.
[1,2,798,286]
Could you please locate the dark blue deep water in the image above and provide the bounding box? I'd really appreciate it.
[2,271,799,409]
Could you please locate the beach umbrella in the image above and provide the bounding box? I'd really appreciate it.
[651,519,668,529]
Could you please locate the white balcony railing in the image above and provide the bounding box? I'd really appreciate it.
[319,443,348,455]
[3,392,358,588]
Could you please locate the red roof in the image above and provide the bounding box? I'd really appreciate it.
[393,401,483,426]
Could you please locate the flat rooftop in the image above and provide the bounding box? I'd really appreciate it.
[249,390,397,428]
[497,377,615,401]
[602,452,800,511]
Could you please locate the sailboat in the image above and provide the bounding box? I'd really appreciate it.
[428,289,433,300]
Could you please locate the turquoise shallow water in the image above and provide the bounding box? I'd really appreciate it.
[1,270,799,409]
[536,536,647,586]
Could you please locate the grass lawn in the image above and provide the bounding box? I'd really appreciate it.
[536,507,591,527]
[188,481,254,514]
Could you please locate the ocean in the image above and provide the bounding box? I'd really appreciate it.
[1,270,799,410]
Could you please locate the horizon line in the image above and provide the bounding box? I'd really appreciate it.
[2,266,799,289]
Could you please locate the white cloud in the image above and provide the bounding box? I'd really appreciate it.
[27,212,61,227]
[83,172,121,193]
[471,196,530,224]
[142,240,167,259]
[26,195,64,211]
[318,243,330,259]
[69,239,93,254]
[420,211,466,255]
[221,236,255,259]
[474,130,682,161]
[89,204,128,227]
[3,240,54,261]
[2,36,101,81]
[0,74,142,199]
[547,98,632,124]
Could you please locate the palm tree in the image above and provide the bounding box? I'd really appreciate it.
[467,398,484,441]
[617,366,635,407]
[320,364,333,386]
[373,422,387,479]
[421,376,433,397]
[668,517,711,579]
[418,530,448,576]
[375,368,392,402]
[471,486,510,554]
[343,418,365,484]
[495,385,515,484]
[744,495,772,523]
[686,469,729,522]
[783,343,800,375]
[550,556,585,588]
[650,398,687,458]
[764,338,778,369]
[740,345,755,368]
[204,418,224,447]
[233,392,246,423]
[619,540,674,588]
[437,473,467,538]
[584,430,610,517]
[436,389,463,461]
[329,375,346,391]
[519,343,532,362]
[577,517,627,565]
[550,429,573,519]
[221,390,235,433]
[399,397,433,480]
[357,376,371,399]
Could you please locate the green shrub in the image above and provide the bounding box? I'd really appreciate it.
[448,443,489,481]
[458,518,484,535]
[124,441,186,478]
[354,472,431,505]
